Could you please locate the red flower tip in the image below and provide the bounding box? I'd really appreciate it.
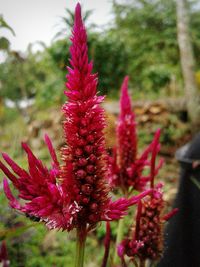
[3,178,21,210]
[162,208,178,221]
[66,2,98,100]
[120,76,131,117]
[150,128,162,189]
[74,3,82,28]
[44,134,59,171]
[117,242,125,258]
[102,189,152,221]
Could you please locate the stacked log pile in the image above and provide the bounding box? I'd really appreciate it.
[25,98,191,158]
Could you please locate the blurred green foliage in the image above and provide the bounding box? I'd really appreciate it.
[111,0,200,92]
[0,48,65,109]
[89,33,129,95]
[1,0,200,105]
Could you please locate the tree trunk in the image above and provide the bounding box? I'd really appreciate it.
[176,0,200,132]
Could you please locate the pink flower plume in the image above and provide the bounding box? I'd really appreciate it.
[0,4,146,232]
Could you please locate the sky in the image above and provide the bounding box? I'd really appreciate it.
[0,0,113,53]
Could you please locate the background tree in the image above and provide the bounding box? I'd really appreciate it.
[111,0,180,92]
[0,46,64,115]
[176,0,200,131]
[111,0,200,97]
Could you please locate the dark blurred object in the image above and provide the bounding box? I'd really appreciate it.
[158,133,200,267]
[0,241,9,267]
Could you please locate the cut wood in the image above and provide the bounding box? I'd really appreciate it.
[103,97,187,115]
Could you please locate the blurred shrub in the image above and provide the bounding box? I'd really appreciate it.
[89,33,129,95]
[142,65,171,92]
[111,0,200,93]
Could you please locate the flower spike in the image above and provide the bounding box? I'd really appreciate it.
[117,130,178,264]
[61,4,149,230]
[109,76,157,193]
[0,4,145,233]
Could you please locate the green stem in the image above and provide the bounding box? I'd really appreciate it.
[75,225,87,267]
[113,217,125,264]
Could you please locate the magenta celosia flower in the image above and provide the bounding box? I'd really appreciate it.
[117,130,178,264]
[108,76,158,193]
[0,3,151,232]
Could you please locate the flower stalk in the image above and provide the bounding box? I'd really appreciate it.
[75,225,87,267]
[101,222,111,267]
[114,217,125,264]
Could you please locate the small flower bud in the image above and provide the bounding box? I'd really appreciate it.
[82,197,90,204]
[85,176,94,184]
[78,158,87,166]
[81,184,93,195]
[75,148,83,156]
[89,213,99,223]
[77,139,86,146]
[86,165,95,174]
[81,118,87,126]
[87,135,95,143]
[73,185,80,194]
[79,129,87,136]
[85,145,93,154]
[92,192,100,199]
[90,203,98,211]
[89,154,96,163]
[77,169,87,179]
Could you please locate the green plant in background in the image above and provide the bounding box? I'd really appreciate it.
[111,0,200,93]
[0,15,15,51]
[1,0,200,110]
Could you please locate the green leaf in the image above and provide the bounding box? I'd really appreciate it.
[0,36,10,50]
[0,14,15,35]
